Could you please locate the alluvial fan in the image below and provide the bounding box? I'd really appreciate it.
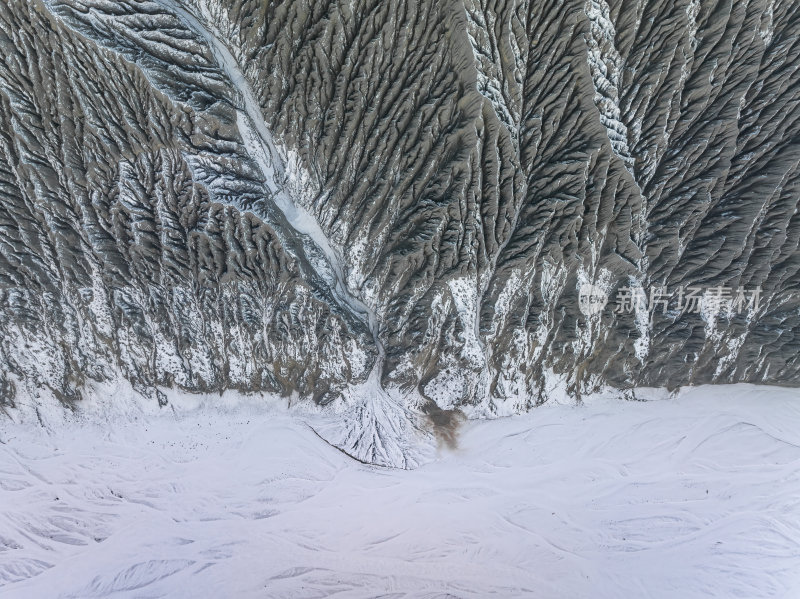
[1,0,798,465]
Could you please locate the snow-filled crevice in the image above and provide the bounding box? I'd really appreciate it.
[584,0,634,172]
[464,3,518,137]
[148,0,379,346]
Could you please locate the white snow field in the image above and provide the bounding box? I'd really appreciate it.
[1,384,800,598]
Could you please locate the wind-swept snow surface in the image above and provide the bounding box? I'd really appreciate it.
[1,385,800,598]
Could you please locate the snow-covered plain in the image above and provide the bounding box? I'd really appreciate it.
[1,384,800,598]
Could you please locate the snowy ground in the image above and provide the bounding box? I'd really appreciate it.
[1,384,799,598]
